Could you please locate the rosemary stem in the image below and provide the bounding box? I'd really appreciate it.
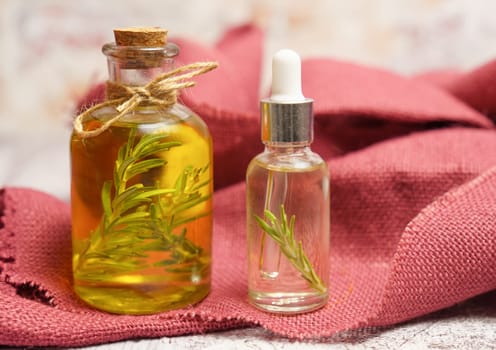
[255,205,326,293]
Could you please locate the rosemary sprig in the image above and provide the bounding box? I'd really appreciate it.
[255,205,327,293]
[74,128,211,280]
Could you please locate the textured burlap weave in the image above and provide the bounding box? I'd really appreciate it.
[1,25,496,347]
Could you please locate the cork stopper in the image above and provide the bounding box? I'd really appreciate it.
[113,27,168,47]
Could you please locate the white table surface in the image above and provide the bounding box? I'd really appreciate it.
[77,298,496,350]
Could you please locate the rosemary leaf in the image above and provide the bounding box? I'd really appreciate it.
[123,127,136,158]
[255,205,327,293]
[108,211,150,229]
[255,216,282,244]
[172,211,210,228]
[263,209,278,223]
[131,133,166,154]
[171,193,211,215]
[101,181,113,218]
[174,169,188,192]
[138,141,182,158]
[75,127,211,280]
[126,159,166,179]
[117,157,136,184]
[114,187,148,206]
[289,215,296,242]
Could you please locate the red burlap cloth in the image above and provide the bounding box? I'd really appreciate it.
[1,25,496,347]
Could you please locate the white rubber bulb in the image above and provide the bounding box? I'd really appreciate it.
[270,49,306,102]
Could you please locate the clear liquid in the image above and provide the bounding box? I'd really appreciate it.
[71,105,213,314]
[246,147,330,314]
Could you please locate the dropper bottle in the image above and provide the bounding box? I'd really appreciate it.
[246,49,330,313]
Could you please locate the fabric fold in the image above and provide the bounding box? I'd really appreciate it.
[372,164,496,326]
[303,58,492,128]
[2,128,496,346]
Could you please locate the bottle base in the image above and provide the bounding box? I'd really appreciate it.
[249,290,328,314]
[74,281,210,315]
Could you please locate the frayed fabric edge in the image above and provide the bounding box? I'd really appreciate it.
[0,188,55,307]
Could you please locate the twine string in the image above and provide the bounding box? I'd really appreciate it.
[73,61,219,138]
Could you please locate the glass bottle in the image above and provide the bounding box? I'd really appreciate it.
[246,49,330,313]
[70,28,213,314]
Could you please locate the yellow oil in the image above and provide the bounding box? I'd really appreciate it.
[71,105,213,314]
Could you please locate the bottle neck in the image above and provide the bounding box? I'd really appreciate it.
[102,42,179,86]
[264,141,311,154]
[106,57,175,85]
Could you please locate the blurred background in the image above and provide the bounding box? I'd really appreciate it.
[1,0,496,199]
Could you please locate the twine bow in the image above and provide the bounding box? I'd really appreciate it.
[73,61,219,138]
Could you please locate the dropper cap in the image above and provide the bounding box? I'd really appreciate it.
[261,49,313,143]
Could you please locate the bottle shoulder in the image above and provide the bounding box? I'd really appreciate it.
[248,148,328,173]
[78,103,210,138]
